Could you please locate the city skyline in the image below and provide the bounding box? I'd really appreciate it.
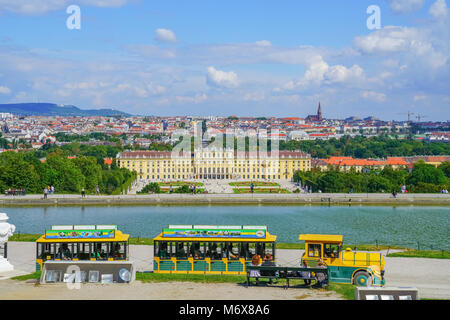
[0,1,449,120]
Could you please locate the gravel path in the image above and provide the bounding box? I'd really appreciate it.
[2,242,449,299]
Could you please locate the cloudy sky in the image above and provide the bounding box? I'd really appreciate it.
[0,0,449,120]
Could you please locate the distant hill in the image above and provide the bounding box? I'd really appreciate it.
[0,103,132,117]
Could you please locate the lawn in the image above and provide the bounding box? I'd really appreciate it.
[233,188,290,194]
[229,181,280,187]
[159,188,205,193]
[159,181,204,187]
[11,271,41,281]
[387,250,450,259]
[9,233,41,241]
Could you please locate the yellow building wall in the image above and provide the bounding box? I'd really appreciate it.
[117,152,311,180]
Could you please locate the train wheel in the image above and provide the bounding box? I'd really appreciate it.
[353,271,372,287]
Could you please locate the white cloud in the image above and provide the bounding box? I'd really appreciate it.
[126,44,176,59]
[389,0,426,14]
[206,66,239,88]
[354,26,419,54]
[175,93,207,104]
[429,0,448,18]
[255,40,272,47]
[147,83,166,96]
[0,85,11,94]
[279,55,365,91]
[353,26,448,69]
[324,64,364,84]
[155,28,177,43]
[414,95,427,101]
[361,91,387,102]
[243,92,265,102]
[0,0,128,15]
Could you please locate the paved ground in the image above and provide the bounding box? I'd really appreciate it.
[1,242,449,299]
[1,192,449,206]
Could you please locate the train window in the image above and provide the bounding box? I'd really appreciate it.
[92,243,103,259]
[240,243,251,260]
[256,243,265,257]
[308,244,322,257]
[264,243,274,257]
[176,242,188,259]
[157,241,168,259]
[248,243,256,257]
[169,242,176,258]
[110,242,125,259]
[207,242,221,260]
[100,243,108,260]
[227,243,240,260]
[324,244,340,258]
[189,242,204,259]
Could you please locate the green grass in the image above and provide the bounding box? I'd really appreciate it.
[344,244,406,251]
[11,271,41,281]
[233,188,290,194]
[328,283,356,300]
[277,243,305,249]
[387,250,450,259]
[129,237,154,245]
[136,272,246,284]
[159,181,204,187]
[9,233,41,242]
[229,182,280,187]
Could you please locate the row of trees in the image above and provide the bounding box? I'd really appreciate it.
[0,148,135,195]
[280,135,450,158]
[209,135,449,158]
[293,161,450,193]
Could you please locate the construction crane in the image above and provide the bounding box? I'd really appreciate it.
[397,111,415,125]
[416,114,427,123]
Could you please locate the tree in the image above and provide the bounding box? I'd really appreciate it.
[72,156,102,192]
[139,182,161,194]
[45,155,85,193]
[406,161,447,186]
[0,152,41,193]
[317,171,345,193]
[438,161,450,178]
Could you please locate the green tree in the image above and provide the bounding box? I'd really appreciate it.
[438,161,450,178]
[45,155,85,193]
[406,161,447,186]
[72,156,102,193]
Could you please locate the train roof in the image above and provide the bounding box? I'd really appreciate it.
[154,225,276,242]
[298,234,343,243]
[36,225,129,243]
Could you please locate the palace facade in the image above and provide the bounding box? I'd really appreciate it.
[116,149,311,181]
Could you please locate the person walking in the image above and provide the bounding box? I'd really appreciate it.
[43,187,48,199]
[50,185,54,195]
[96,185,100,195]
[81,188,86,198]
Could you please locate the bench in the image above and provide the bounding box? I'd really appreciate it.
[246,266,328,289]
[246,266,285,287]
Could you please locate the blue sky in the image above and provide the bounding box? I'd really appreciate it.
[0,0,449,120]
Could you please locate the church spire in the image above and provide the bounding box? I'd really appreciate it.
[317,102,322,120]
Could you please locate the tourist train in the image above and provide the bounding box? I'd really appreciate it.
[34,224,385,286]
